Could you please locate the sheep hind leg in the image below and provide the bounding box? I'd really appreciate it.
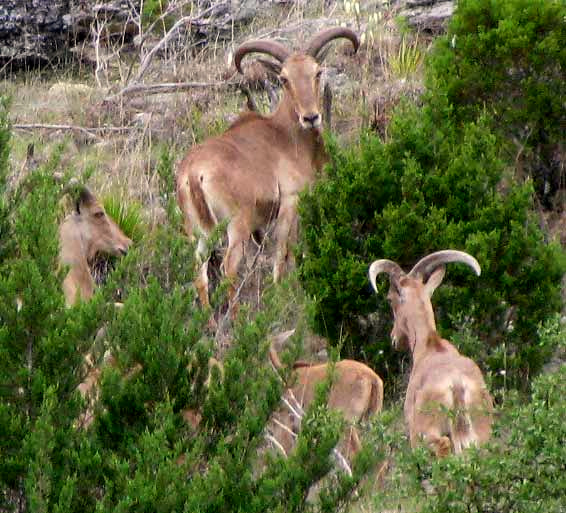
[343,426,361,461]
[223,218,250,317]
[430,435,452,458]
[414,425,452,458]
[194,238,211,308]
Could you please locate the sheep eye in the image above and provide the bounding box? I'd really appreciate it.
[279,75,288,85]
[316,70,323,79]
[93,211,105,219]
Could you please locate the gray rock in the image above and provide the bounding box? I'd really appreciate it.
[362,0,456,34]
[399,0,454,33]
[1,1,74,62]
[0,0,276,69]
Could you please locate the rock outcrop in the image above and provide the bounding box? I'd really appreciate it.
[0,0,76,66]
[0,0,272,69]
[398,0,455,33]
[0,1,456,70]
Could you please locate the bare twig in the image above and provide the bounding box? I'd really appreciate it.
[332,448,353,477]
[92,13,109,88]
[105,1,231,102]
[283,390,353,477]
[265,434,288,458]
[272,417,297,438]
[282,394,304,420]
[134,1,230,84]
[134,15,193,84]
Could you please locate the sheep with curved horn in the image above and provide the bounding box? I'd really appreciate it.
[176,28,359,314]
[369,250,493,457]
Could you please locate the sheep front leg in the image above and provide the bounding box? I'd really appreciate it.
[273,195,298,283]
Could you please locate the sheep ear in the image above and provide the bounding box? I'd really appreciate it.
[67,183,95,215]
[424,266,446,297]
[75,187,97,214]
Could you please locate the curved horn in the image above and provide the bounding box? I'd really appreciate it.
[234,40,291,74]
[305,27,360,61]
[369,259,404,293]
[409,250,481,282]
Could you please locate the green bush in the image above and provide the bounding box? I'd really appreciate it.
[0,96,13,263]
[0,125,111,510]
[368,364,566,513]
[297,0,566,391]
[0,111,372,511]
[425,365,565,512]
[427,0,566,207]
[298,95,565,390]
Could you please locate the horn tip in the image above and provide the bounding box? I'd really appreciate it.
[368,261,380,292]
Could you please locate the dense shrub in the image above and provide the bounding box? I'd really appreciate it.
[0,96,12,263]
[427,0,566,207]
[0,120,373,511]
[297,0,566,391]
[0,124,110,510]
[298,94,565,390]
[368,359,566,512]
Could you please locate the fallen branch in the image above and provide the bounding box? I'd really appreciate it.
[13,123,137,140]
[105,81,237,101]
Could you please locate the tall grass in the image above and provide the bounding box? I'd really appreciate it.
[103,194,145,242]
[388,34,424,79]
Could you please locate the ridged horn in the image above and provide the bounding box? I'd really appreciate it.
[234,40,291,74]
[305,27,360,61]
[408,250,481,282]
[369,259,404,293]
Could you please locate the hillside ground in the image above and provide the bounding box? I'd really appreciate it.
[2,1,564,511]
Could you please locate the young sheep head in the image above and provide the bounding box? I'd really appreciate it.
[74,187,132,261]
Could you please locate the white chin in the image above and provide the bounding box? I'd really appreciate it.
[301,123,321,132]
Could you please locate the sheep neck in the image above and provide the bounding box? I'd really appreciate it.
[407,307,441,366]
[59,215,96,305]
[271,90,326,169]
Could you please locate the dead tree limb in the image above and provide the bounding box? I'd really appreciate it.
[13,123,137,141]
[105,80,237,101]
[107,0,231,103]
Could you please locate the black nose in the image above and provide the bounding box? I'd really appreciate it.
[302,113,321,126]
